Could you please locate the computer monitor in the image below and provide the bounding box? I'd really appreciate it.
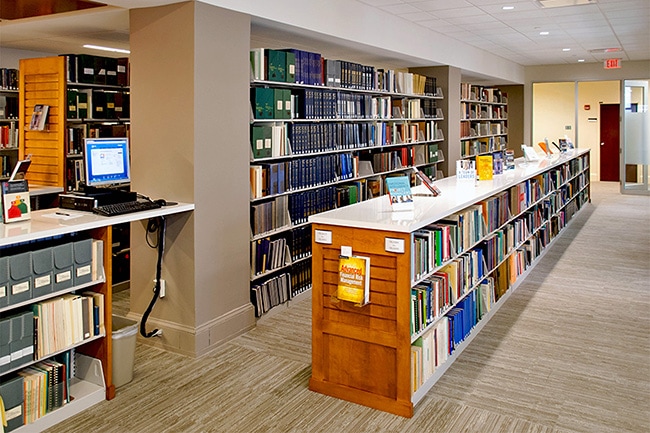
[84,137,131,187]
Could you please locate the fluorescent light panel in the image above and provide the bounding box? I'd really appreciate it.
[83,44,130,54]
[538,0,596,8]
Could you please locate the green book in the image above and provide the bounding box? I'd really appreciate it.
[285,51,296,83]
[77,90,89,118]
[267,50,286,82]
[67,89,78,119]
[251,125,272,158]
[251,87,274,119]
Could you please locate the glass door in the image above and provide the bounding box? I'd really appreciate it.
[621,80,650,194]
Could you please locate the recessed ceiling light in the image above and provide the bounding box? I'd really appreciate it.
[540,31,550,35]
[502,6,515,10]
[563,48,571,51]
[83,44,130,54]
[578,59,585,62]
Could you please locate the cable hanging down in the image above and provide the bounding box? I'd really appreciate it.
[140,215,166,338]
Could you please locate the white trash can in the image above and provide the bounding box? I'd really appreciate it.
[112,315,138,388]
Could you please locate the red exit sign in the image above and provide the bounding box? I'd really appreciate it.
[604,58,621,69]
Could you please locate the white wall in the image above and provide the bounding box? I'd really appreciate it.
[0,47,55,68]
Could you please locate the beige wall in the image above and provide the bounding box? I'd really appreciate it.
[532,82,576,152]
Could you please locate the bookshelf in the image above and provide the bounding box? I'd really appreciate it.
[1,82,20,178]
[249,49,445,317]
[19,55,130,192]
[460,83,508,159]
[309,149,590,417]
[0,203,194,431]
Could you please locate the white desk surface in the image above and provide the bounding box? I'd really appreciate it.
[1,202,195,247]
[309,149,589,233]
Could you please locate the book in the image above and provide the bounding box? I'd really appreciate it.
[476,155,493,180]
[29,104,49,130]
[412,167,441,196]
[1,179,30,222]
[385,175,414,211]
[336,255,370,306]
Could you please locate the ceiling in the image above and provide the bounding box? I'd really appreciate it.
[0,0,648,68]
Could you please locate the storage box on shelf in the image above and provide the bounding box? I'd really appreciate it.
[309,149,590,417]
[460,83,508,159]
[249,48,446,318]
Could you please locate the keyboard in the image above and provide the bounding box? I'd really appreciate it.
[92,200,162,217]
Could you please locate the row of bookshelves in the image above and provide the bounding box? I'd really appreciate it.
[460,83,507,104]
[251,225,311,279]
[251,119,443,159]
[0,69,19,91]
[250,258,312,317]
[250,144,442,200]
[251,48,438,95]
[1,352,105,433]
[309,148,588,416]
[410,186,589,396]
[66,88,130,120]
[460,137,507,159]
[61,54,129,87]
[250,163,445,238]
[251,85,440,121]
[1,122,19,149]
[460,101,507,121]
[460,119,507,139]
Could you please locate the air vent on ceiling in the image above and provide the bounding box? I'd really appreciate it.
[538,0,596,8]
[590,48,622,54]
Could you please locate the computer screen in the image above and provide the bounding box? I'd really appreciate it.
[84,137,131,187]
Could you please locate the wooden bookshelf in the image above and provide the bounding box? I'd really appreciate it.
[19,55,130,191]
[249,49,445,318]
[0,203,194,431]
[309,149,590,417]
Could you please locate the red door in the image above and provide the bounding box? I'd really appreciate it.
[600,104,620,181]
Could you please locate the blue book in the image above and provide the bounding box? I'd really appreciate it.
[385,176,414,211]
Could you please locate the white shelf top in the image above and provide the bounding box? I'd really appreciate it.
[309,149,589,233]
[1,202,194,246]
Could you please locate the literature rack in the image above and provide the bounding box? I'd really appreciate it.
[460,83,508,159]
[249,48,446,318]
[309,149,590,417]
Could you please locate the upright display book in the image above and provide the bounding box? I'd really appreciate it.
[29,104,49,131]
[2,180,30,223]
[476,155,494,180]
[456,159,476,182]
[385,176,414,211]
[337,255,370,306]
[412,167,441,196]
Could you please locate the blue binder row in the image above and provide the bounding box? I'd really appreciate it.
[0,238,94,310]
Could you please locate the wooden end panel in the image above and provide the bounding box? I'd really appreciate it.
[311,223,413,415]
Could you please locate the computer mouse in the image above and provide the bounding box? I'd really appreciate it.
[154,199,167,206]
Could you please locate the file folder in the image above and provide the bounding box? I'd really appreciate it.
[53,242,74,292]
[73,239,93,285]
[8,252,31,305]
[0,256,8,308]
[0,375,24,431]
[32,247,54,298]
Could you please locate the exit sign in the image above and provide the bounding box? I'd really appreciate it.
[604,58,621,69]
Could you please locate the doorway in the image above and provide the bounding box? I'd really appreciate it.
[599,104,620,182]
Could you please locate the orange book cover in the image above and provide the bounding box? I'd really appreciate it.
[337,255,370,305]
